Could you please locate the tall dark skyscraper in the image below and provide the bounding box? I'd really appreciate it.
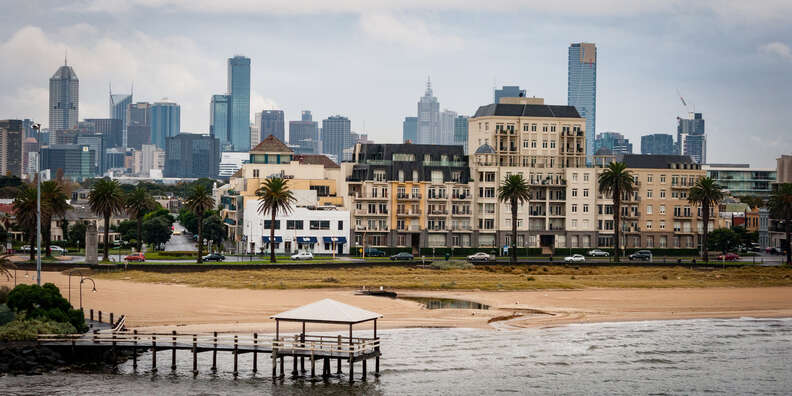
[127,102,151,150]
[49,59,79,134]
[210,94,230,149]
[150,101,180,150]
[41,144,96,181]
[321,116,350,163]
[454,115,469,152]
[677,112,706,164]
[84,118,122,149]
[109,87,132,147]
[227,55,251,152]
[0,120,23,177]
[402,116,417,143]
[593,132,632,154]
[164,133,220,178]
[289,110,319,154]
[641,133,675,155]
[494,85,526,104]
[568,42,597,164]
[259,110,285,142]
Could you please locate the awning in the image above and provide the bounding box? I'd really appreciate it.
[322,236,347,244]
[262,236,283,243]
[297,236,318,243]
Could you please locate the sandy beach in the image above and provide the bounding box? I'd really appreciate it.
[3,271,792,333]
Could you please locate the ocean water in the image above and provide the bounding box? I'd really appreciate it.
[3,317,792,395]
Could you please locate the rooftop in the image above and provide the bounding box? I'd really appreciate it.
[251,135,292,154]
[617,154,697,169]
[297,154,340,169]
[270,298,382,324]
[472,103,581,119]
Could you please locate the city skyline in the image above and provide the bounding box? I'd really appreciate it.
[1,2,791,167]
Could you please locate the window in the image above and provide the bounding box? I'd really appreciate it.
[572,188,578,197]
[660,189,666,199]
[647,190,653,198]
[646,221,652,229]
[583,173,589,182]
[571,204,577,213]
[647,205,653,215]
[263,220,281,230]
[531,124,537,132]
[583,189,589,197]
[572,219,578,228]
[398,170,404,182]
[659,220,665,229]
[550,140,556,148]
[542,140,548,148]
[660,175,666,183]
[338,221,344,230]
[647,174,653,183]
[659,205,665,214]
[309,220,330,230]
[572,173,578,181]
[286,220,303,230]
[583,204,589,213]
[374,170,386,181]
[531,140,537,148]
[253,169,260,178]
[523,140,530,148]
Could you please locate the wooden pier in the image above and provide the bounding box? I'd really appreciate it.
[37,299,383,383]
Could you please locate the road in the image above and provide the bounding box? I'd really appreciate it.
[164,222,196,252]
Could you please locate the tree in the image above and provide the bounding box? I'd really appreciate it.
[142,216,172,249]
[40,181,71,257]
[67,222,87,249]
[768,183,792,265]
[688,177,724,263]
[707,228,739,254]
[124,186,157,252]
[597,162,636,262]
[256,178,296,263]
[13,185,44,262]
[184,184,215,263]
[202,214,226,251]
[497,174,531,265]
[177,208,199,234]
[116,220,138,242]
[0,254,13,280]
[88,178,125,262]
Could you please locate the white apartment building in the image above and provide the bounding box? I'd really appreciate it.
[242,205,350,255]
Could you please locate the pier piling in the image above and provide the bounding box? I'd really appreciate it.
[233,335,239,377]
[151,336,157,373]
[253,333,258,373]
[132,330,138,370]
[192,335,198,376]
[212,332,217,372]
[171,330,177,371]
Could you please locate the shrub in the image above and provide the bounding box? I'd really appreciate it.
[6,283,86,332]
[0,316,77,341]
[0,285,9,304]
[0,304,14,325]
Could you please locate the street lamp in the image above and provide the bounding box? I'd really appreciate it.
[33,122,41,285]
[67,269,86,304]
[79,276,96,310]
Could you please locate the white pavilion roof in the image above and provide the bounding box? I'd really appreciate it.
[270,299,383,324]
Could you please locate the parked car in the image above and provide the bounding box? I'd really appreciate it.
[564,254,585,263]
[467,252,491,262]
[390,252,414,261]
[290,251,314,260]
[717,253,740,261]
[749,243,761,252]
[629,250,653,261]
[364,248,386,257]
[587,249,609,257]
[766,247,784,255]
[20,245,66,255]
[202,253,225,262]
[124,252,146,262]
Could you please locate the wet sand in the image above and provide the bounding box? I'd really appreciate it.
[4,271,792,333]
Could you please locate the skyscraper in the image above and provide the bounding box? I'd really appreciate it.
[210,94,230,149]
[454,115,469,152]
[164,133,220,178]
[677,113,706,164]
[227,55,251,152]
[150,101,180,150]
[321,116,350,164]
[494,85,526,104]
[0,120,23,177]
[417,78,440,145]
[84,118,122,149]
[593,132,632,155]
[440,109,458,145]
[49,59,79,134]
[568,42,597,164]
[402,116,417,143]
[641,133,675,155]
[259,110,285,143]
[127,102,151,150]
[289,110,319,154]
[109,88,132,147]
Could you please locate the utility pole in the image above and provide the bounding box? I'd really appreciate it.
[33,123,41,286]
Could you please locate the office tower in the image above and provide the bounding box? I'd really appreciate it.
[402,116,417,143]
[0,120,23,177]
[104,148,127,172]
[41,144,96,181]
[23,137,38,177]
[109,88,132,147]
[321,116,350,164]
[249,126,259,151]
[49,59,79,135]
[164,133,220,178]
[227,55,251,151]
[677,112,706,164]
[640,133,675,155]
[210,94,230,149]
[136,144,165,176]
[22,119,35,140]
[417,78,440,145]
[593,132,632,155]
[568,42,597,164]
[76,133,106,174]
[289,110,319,154]
[259,110,285,143]
[494,85,526,104]
[439,110,457,145]
[150,101,180,150]
[83,118,122,149]
[454,115,469,152]
[127,102,152,150]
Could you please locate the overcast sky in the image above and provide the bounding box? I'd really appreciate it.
[1,0,791,167]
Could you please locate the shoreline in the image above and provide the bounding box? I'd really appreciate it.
[3,272,792,334]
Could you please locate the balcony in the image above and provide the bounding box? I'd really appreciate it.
[396,193,421,200]
[452,193,471,200]
[396,211,420,217]
[428,210,448,216]
[423,160,467,167]
[427,194,448,201]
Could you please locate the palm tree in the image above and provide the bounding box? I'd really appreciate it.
[497,174,531,265]
[0,254,14,280]
[13,185,44,262]
[125,186,157,253]
[256,178,296,263]
[185,184,215,263]
[41,181,71,257]
[768,183,792,265]
[598,162,636,263]
[688,176,724,263]
[88,179,125,262]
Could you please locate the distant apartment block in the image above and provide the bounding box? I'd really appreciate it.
[641,133,675,155]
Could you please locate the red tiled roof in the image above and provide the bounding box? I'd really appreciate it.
[297,154,339,169]
[251,135,292,153]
